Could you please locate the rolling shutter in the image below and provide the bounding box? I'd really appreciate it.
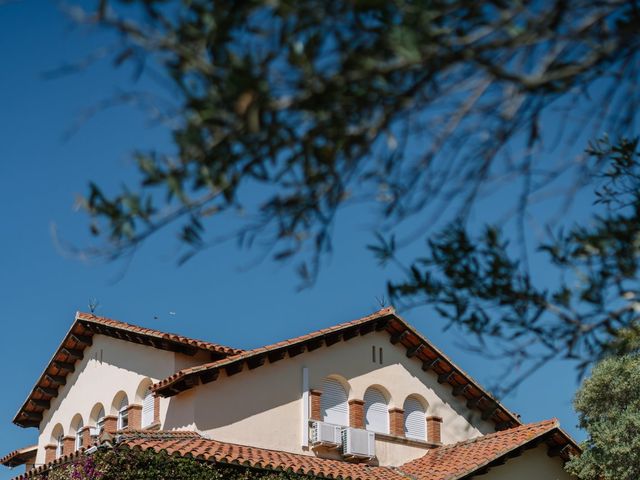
[74,419,84,450]
[118,396,129,430]
[94,406,105,435]
[403,397,426,440]
[142,389,154,427]
[364,388,388,433]
[55,435,63,458]
[321,378,349,426]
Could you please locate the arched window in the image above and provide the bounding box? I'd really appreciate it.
[403,396,427,440]
[364,387,389,433]
[320,377,349,426]
[51,424,64,458]
[55,433,63,458]
[142,388,154,428]
[90,404,105,438]
[71,416,84,451]
[96,406,105,432]
[117,395,129,430]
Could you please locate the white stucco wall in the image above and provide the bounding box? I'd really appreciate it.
[482,445,575,480]
[35,335,209,465]
[164,331,496,466]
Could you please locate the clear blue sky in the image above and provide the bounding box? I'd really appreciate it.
[0,2,589,478]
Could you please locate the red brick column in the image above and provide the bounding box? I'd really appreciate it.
[126,404,142,430]
[427,416,443,444]
[153,395,160,425]
[349,399,365,429]
[78,425,91,448]
[389,408,405,437]
[309,390,322,421]
[79,426,92,447]
[102,415,118,434]
[44,445,56,464]
[62,436,75,455]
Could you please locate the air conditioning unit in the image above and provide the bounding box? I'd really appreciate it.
[310,421,342,448]
[341,427,375,459]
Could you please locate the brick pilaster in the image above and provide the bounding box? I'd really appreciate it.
[62,436,75,455]
[44,444,56,464]
[427,416,443,444]
[126,404,142,430]
[102,415,118,434]
[153,395,160,424]
[309,390,322,421]
[389,408,405,437]
[79,426,92,448]
[349,399,365,429]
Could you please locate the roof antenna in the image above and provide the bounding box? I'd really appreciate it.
[88,297,100,313]
[375,295,388,308]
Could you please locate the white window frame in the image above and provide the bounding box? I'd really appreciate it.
[55,434,63,458]
[92,407,106,440]
[117,397,129,430]
[74,419,84,451]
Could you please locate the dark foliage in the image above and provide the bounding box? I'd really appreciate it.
[381,137,640,392]
[75,1,639,287]
[42,446,320,480]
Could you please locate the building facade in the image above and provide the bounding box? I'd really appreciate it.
[2,308,578,479]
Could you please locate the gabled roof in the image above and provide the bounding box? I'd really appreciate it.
[10,421,578,480]
[14,312,243,428]
[0,446,36,468]
[153,308,522,431]
[400,418,580,480]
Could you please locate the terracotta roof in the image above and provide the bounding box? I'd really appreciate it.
[11,421,579,480]
[153,308,521,430]
[120,431,407,480]
[13,312,242,428]
[0,445,36,468]
[75,312,243,356]
[13,430,407,480]
[400,419,580,480]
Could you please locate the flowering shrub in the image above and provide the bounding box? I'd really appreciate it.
[40,447,317,480]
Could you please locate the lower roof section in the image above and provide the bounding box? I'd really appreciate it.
[10,419,579,480]
[0,446,36,468]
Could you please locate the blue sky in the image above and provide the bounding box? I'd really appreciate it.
[0,1,593,477]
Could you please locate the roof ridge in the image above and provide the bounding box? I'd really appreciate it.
[76,311,243,354]
[117,429,203,440]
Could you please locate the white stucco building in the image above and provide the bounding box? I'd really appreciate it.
[2,308,578,479]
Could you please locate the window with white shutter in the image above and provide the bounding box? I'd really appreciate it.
[364,387,389,433]
[321,378,349,426]
[74,418,84,451]
[403,397,426,440]
[117,395,129,430]
[55,434,63,458]
[92,406,105,438]
[142,388,154,428]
